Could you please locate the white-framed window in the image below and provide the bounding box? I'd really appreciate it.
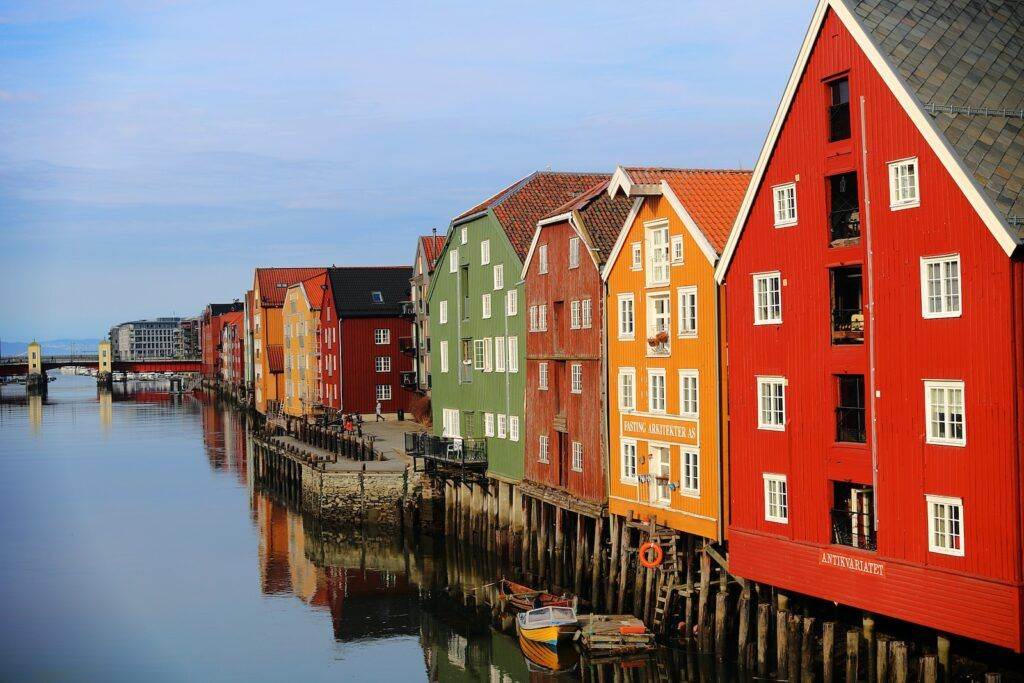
[753,272,782,324]
[449,249,458,273]
[509,415,520,442]
[679,370,699,418]
[374,328,390,345]
[671,235,684,263]
[375,356,391,373]
[440,340,449,373]
[442,408,460,438]
[681,448,700,496]
[621,440,638,481]
[480,239,491,265]
[538,304,548,331]
[651,445,671,505]
[460,226,468,244]
[538,244,548,274]
[773,182,797,227]
[439,300,448,324]
[678,286,697,337]
[506,290,518,316]
[529,305,538,332]
[497,414,507,439]
[507,337,518,373]
[582,299,592,328]
[483,338,493,372]
[572,441,584,472]
[925,380,965,446]
[888,157,919,209]
[493,264,504,290]
[618,368,636,411]
[927,495,964,556]
[538,362,549,390]
[538,434,550,463]
[473,339,485,370]
[630,242,642,270]
[618,294,635,339]
[645,221,671,286]
[482,293,492,319]
[763,474,788,523]
[571,363,583,393]
[570,300,581,329]
[484,413,495,437]
[569,236,580,268]
[920,254,961,318]
[494,336,505,372]
[757,376,786,430]
[376,384,392,401]
[647,292,671,353]
[648,369,667,414]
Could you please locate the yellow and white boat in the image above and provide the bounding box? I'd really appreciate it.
[515,606,578,649]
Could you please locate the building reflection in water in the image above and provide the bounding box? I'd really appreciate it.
[28,394,43,435]
[98,388,112,435]
[197,394,249,485]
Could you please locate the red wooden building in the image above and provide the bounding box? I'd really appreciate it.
[200,301,244,379]
[716,0,1024,650]
[522,179,635,509]
[318,266,415,416]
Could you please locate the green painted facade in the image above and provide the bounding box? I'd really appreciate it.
[427,211,526,482]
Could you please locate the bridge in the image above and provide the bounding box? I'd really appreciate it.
[1,341,201,379]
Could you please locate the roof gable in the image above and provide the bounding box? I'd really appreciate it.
[418,234,447,274]
[254,267,327,307]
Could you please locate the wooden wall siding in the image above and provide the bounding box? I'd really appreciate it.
[282,286,319,417]
[427,213,527,482]
[317,279,340,411]
[723,8,1023,649]
[339,316,413,416]
[253,278,286,413]
[606,194,725,541]
[524,219,607,504]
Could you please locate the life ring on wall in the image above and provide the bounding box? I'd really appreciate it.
[638,542,663,568]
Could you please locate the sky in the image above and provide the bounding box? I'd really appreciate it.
[0,1,814,340]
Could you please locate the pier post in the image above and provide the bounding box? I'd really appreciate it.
[757,602,771,678]
[574,513,586,596]
[606,513,620,610]
[590,514,604,611]
[937,634,951,682]
[801,616,816,683]
[864,614,876,682]
[890,641,908,683]
[737,581,752,668]
[616,512,632,614]
[823,621,835,683]
[845,628,860,683]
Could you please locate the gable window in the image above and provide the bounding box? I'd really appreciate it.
[828,77,851,142]
[483,338,493,372]
[506,290,518,316]
[621,440,638,481]
[630,243,642,270]
[647,293,671,355]
[507,337,518,373]
[538,304,548,331]
[538,362,549,390]
[481,239,490,265]
[927,495,964,556]
[889,158,920,209]
[450,249,458,273]
[753,272,782,324]
[538,245,548,274]
[671,235,684,263]
[481,293,492,319]
[569,236,580,268]
[571,363,583,394]
[618,294,635,340]
[460,226,468,244]
[648,369,667,414]
[538,435,550,463]
[925,380,965,446]
[497,414,507,439]
[645,221,671,286]
[618,368,635,411]
[493,264,504,290]
[439,300,448,325]
[773,183,798,227]
[582,299,592,329]
[484,413,495,437]
[681,449,700,496]
[679,370,699,418]
[473,339,485,370]
[509,416,519,442]
[757,376,786,430]
[374,329,390,345]
[570,300,581,329]
[375,356,391,373]
[572,442,584,472]
[371,291,384,304]
[678,286,697,337]
[376,384,392,401]
[764,474,789,523]
[494,336,505,372]
[439,340,449,373]
[920,255,961,318]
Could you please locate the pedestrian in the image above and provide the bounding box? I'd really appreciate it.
[375,400,384,422]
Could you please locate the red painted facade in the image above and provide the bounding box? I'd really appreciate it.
[721,9,1024,650]
[201,303,244,379]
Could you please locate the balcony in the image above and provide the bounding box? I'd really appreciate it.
[831,307,864,344]
[399,301,416,319]
[405,433,487,471]
[400,370,417,389]
[399,336,416,356]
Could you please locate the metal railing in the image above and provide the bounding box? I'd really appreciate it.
[405,433,487,469]
[831,509,876,551]
[831,307,864,344]
[399,336,416,356]
[835,406,866,443]
[829,208,861,242]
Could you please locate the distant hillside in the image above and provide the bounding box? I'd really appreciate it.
[1,339,102,357]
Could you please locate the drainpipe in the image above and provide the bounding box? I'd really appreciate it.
[859,95,880,530]
[714,281,725,543]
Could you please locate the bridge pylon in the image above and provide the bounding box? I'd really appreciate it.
[97,340,113,387]
[26,341,47,394]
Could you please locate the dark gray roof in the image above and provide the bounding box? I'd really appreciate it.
[845,0,1024,231]
[208,302,244,316]
[327,266,412,318]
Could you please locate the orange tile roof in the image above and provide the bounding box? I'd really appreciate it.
[623,168,752,253]
[419,234,447,271]
[297,272,329,309]
[267,345,284,373]
[255,267,327,307]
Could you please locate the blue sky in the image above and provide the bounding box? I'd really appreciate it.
[0,1,813,340]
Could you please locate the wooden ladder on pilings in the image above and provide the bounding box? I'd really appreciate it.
[648,522,684,636]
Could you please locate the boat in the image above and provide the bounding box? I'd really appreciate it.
[499,578,573,613]
[515,606,578,649]
[518,632,579,674]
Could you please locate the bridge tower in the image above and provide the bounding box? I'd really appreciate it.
[97,340,113,387]
[26,340,47,394]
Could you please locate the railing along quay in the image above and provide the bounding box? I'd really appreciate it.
[255,421,383,470]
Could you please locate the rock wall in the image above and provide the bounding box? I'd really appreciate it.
[301,464,426,531]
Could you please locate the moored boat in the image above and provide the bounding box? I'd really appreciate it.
[515,606,578,649]
[498,578,573,613]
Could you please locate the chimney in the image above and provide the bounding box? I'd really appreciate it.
[432,227,437,240]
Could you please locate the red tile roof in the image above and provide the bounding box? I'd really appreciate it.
[622,168,752,253]
[267,345,284,374]
[456,171,610,260]
[255,267,327,307]
[297,273,329,309]
[541,179,635,263]
[419,234,447,272]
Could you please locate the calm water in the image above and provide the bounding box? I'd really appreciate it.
[0,374,573,682]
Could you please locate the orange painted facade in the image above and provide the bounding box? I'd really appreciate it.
[282,274,326,417]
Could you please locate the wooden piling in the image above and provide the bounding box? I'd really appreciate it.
[845,628,860,683]
[864,614,876,683]
[891,641,908,683]
[877,637,890,683]
[776,605,789,676]
[787,613,801,683]
[920,654,938,683]
[801,616,816,683]
[737,581,751,668]
[756,602,770,678]
[606,514,620,610]
[520,496,531,572]
[616,512,632,614]
[698,547,713,652]
[823,621,835,683]
[574,513,586,595]
[591,514,605,611]
[553,505,564,587]
[937,634,950,682]
[714,585,729,657]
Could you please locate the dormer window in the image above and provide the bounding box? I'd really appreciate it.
[371,291,384,304]
[828,77,851,142]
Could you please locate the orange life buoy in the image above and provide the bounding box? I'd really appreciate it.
[638,541,663,568]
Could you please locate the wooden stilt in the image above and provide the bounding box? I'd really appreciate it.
[714,584,728,657]
[606,514,620,610]
[737,581,751,668]
[590,514,604,611]
[864,614,876,683]
[801,616,816,683]
[574,513,586,595]
[683,537,695,635]
[553,505,564,588]
[616,511,632,614]
[937,634,951,682]
[845,628,860,683]
[697,546,713,651]
[823,621,836,683]
[891,641,908,683]
[920,655,938,683]
[876,637,890,683]
[776,600,789,676]
[537,500,549,580]
[520,496,532,572]
[787,613,801,683]
[757,602,770,678]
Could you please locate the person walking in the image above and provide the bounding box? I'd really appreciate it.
[375,400,384,422]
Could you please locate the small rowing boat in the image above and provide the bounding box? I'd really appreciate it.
[516,606,578,649]
[498,578,572,613]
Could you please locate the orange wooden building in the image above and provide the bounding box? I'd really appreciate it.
[603,167,750,541]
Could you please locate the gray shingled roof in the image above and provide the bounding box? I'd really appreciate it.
[844,0,1024,233]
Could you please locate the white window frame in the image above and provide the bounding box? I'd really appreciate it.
[570,300,581,329]
[671,235,684,264]
[645,220,671,287]
[493,264,504,290]
[679,370,699,419]
[375,356,391,373]
[442,408,460,438]
[480,239,491,265]
[753,271,782,325]
[926,494,964,556]
[618,367,636,411]
[570,363,583,394]
[494,336,505,372]
[757,376,786,431]
[529,305,538,332]
[648,368,667,414]
[460,226,468,244]
[449,249,458,273]
[681,448,700,496]
[439,340,449,373]
[481,293,492,319]
[375,384,392,401]
[772,182,797,227]
[473,339,485,370]
[650,444,672,506]
[677,286,697,338]
[618,294,635,340]
[647,292,671,355]
[506,337,518,373]
[374,328,390,345]
[630,242,642,270]
[484,412,495,437]
[925,380,966,446]
[506,290,518,317]
[571,441,584,472]
[763,473,789,523]
[919,254,962,319]
[538,434,550,463]
[621,439,638,482]
[888,157,920,210]
[538,362,549,390]
[569,236,580,269]
[439,300,448,325]
[538,244,548,274]
[538,304,548,332]
[483,338,493,372]
[582,299,592,329]
[509,415,520,442]
[497,414,507,439]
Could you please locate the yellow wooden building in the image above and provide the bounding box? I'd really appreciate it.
[282,273,327,418]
